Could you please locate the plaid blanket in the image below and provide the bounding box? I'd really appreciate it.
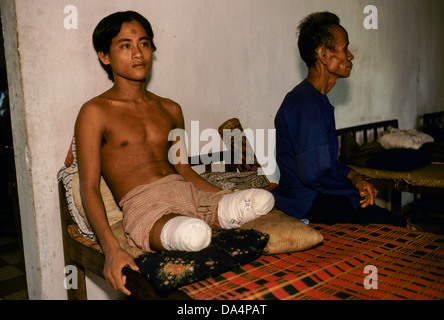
[181,224,444,300]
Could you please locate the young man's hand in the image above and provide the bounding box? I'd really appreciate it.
[103,247,139,296]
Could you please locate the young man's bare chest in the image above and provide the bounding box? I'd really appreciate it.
[102,99,175,150]
[98,98,179,200]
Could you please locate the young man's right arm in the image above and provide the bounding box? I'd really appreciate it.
[74,102,138,296]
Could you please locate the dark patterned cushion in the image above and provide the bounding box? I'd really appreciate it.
[134,228,269,296]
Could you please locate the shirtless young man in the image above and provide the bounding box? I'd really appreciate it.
[74,11,274,296]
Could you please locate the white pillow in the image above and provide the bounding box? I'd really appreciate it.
[378,128,434,150]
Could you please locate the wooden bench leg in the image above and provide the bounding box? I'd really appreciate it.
[66,263,87,300]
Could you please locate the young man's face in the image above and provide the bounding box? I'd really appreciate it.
[100,20,153,82]
[324,25,354,78]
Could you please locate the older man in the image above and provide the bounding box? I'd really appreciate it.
[271,12,404,226]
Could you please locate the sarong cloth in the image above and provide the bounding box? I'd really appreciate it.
[119,174,231,252]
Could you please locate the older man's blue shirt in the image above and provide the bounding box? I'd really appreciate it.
[271,80,360,218]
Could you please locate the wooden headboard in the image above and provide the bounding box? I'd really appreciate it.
[423,111,444,135]
[188,150,237,173]
[423,110,444,126]
[336,119,398,145]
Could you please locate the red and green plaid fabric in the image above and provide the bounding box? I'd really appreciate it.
[181,224,444,300]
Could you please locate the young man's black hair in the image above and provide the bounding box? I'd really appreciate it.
[92,11,157,81]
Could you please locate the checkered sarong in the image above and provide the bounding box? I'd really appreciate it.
[119,174,230,252]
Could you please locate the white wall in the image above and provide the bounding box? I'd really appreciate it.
[1,0,443,299]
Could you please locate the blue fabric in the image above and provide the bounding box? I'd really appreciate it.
[271,80,360,218]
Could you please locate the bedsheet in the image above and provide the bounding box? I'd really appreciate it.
[181,224,444,300]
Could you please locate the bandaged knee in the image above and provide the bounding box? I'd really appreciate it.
[160,216,211,252]
[217,189,274,229]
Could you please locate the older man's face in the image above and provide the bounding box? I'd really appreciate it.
[325,25,354,78]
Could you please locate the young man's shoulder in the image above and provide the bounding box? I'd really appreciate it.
[148,91,179,106]
[147,91,183,116]
[78,95,110,117]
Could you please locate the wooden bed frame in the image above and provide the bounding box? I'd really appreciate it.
[59,114,444,300]
[336,116,444,211]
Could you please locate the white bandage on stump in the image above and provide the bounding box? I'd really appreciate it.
[218,188,274,229]
[160,216,212,252]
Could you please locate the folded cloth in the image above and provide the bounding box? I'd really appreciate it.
[378,128,434,150]
[119,174,231,252]
[340,131,432,171]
